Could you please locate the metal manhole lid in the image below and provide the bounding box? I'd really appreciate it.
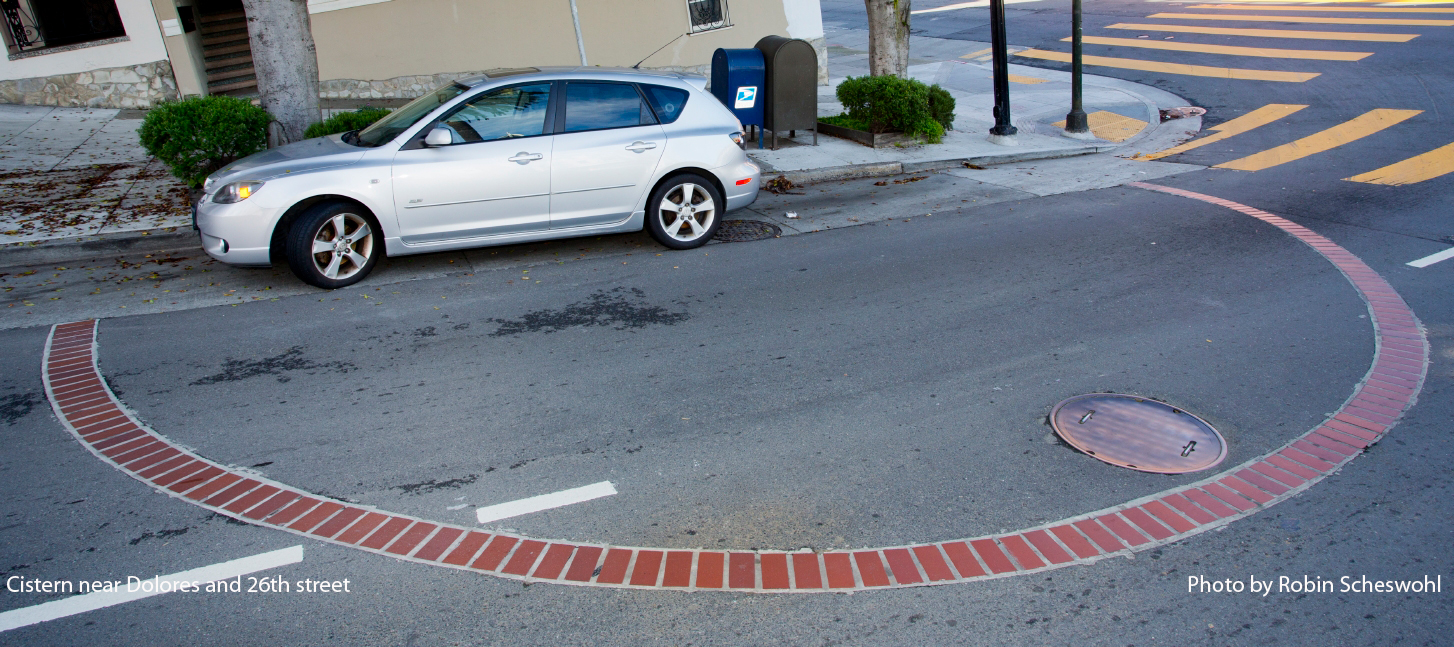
[713,219,782,243]
[1049,394,1227,474]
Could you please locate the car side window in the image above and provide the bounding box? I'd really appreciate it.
[641,85,689,124]
[436,83,552,144]
[563,82,658,133]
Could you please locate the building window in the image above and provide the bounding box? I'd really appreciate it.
[686,0,729,34]
[3,0,126,56]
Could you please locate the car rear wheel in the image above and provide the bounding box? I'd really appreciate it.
[646,174,723,249]
[285,202,381,289]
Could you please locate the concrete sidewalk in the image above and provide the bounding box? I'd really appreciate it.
[0,27,1199,268]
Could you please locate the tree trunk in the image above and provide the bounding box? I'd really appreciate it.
[240,0,320,145]
[865,0,911,77]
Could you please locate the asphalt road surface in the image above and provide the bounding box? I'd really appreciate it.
[2,1,1450,645]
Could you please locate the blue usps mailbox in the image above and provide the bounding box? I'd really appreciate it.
[711,48,765,147]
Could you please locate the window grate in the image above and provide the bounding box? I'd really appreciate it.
[687,0,729,34]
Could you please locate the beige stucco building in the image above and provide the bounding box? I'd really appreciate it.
[0,0,824,109]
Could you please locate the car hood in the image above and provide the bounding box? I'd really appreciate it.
[208,135,366,186]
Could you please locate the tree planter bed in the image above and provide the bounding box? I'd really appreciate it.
[816,120,921,148]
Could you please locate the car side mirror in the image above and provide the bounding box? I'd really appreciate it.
[424,126,452,147]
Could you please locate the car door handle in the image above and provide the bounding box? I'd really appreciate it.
[508,152,543,164]
[625,141,658,153]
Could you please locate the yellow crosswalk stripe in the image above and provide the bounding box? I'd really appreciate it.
[1135,104,1307,160]
[1014,49,1320,81]
[1190,4,1454,11]
[1215,109,1422,171]
[961,47,994,59]
[1063,35,1372,59]
[1148,12,1454,25]
[1345,141,1454,185]
[1106,23,1420,41]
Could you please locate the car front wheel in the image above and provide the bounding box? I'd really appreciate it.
[646,174,723,249]
[285,202,381,289]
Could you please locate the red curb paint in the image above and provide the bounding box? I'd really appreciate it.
[1292,440,1346,464]
[792,553,825,588]
[1278,448,1333,474]
[184,472,242,501]
[1022,530,1073,565]
[386,522,437,556]
[531,544,576,580]
[695,551,725,588]
[999,534,1046,570]
[289,501,345,533]
[414,527,465,563]
[502,540,548,576]
[1073,519,1126,553]
[1049,525,1099,559]
[728,553,756,589]
[202,479,262,507]
[822,553,855,588]
[563,545,603,582]
[1265,454,1322,480]
[941,542,986,578]
[1221,477,1274,504]
[336,512,390,545]
[628,550,664,586]
[970,540,1017,573]
[913,545,957,580]
[311,507,366,539]
[1162,494,1217,525]
[661,551,694,587]
[760,553,791,589]
[474,536,522,572]
[223,484,280,514]
[1121,507,1174,541]
[361,517,414,551]
[1235,469,1290,496]
[853,552,891,587]
[882,548,923,585]
[1142,501,1197,533]
[1097,514,1150,547]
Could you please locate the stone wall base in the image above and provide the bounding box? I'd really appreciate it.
[0,60,180,109]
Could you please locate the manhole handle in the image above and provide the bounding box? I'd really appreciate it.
[1078,410,1095,424]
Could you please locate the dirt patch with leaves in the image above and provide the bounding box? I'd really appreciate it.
[0,160,190,240]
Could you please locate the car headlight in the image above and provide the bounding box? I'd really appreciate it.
[729,131,744,146]
[212,181,264,204]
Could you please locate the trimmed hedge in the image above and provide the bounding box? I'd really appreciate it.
[137,95,272,189]
[833,75,956,143]
[304,107,391,139]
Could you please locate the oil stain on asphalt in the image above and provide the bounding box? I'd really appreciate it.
[487,287,688,337]
[190,347,358,385]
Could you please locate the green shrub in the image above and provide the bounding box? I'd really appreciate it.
[137,96,272,188]
[304,107,391,139]
[834,75,953,143]
[926,84,956,132]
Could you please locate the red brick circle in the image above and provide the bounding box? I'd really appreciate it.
[41,183,1427,592]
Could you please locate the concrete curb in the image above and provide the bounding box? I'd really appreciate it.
[0,228,199,269]
[768,144,1117,186]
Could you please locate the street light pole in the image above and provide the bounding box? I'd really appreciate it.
[1064,0,1090,135]
[988,0,1017,144]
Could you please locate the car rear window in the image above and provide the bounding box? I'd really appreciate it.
[641,85,690,124]
[564,82,658,132]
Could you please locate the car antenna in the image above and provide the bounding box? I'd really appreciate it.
[632,33,687,69]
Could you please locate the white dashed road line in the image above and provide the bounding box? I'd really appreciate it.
[1407,247,1454,268]
[0,545,304,633]
[475,482,618,524]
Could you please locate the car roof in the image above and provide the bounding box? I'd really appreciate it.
[454,67,698,88]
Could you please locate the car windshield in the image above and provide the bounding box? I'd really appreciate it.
[351,82,469,147]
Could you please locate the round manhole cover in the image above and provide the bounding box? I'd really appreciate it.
[1049,394,1227,474]
[713,219,782,242]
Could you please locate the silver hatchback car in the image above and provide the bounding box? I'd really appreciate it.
[195,67,760,288]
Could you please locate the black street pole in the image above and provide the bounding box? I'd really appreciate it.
[1064,0,1089,134]
[988,0,1016,139]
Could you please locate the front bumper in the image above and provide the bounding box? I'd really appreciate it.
[193,195,284,267]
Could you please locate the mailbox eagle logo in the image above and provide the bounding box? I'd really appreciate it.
[734,86,758,109]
